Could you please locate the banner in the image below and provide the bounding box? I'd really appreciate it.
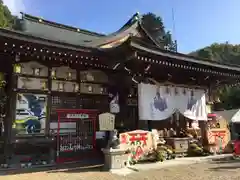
[138,83,207,121]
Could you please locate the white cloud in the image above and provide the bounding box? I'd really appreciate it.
[2,0,25,16]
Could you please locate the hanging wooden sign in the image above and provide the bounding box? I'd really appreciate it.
[98,112,115,131]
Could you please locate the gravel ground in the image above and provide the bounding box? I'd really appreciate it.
[1,159,240,180]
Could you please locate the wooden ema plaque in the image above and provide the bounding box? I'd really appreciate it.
[98,113,115,131]
[207,113,231,153]
[207,128,230,153]
[119,130,154,162]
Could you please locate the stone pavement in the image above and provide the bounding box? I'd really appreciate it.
[1,155,240,180]
[111,154,233,175]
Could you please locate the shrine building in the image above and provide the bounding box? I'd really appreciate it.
[0,12,239,167]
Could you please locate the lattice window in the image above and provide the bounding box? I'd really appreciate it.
[62,97,77,109]
[52,96,61,105]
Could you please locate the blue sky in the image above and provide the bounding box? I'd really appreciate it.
[4,0,240,53]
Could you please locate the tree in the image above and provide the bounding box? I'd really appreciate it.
[192,42,240,64]
[0,1,16,118]
[193,43,240,109]
[0,0,16,28]
[141,12,177,52]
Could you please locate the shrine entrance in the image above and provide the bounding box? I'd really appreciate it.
[56,109,98,163]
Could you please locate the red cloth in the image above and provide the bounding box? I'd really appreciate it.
[234,140,240,155]
[208,113,217,118]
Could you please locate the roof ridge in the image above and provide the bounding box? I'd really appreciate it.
[138,22,162,48]
[137,16,162,48]
[116,12,140,32]
[82,12,142,47]
[20,12,105,37]
[100,12,141,37]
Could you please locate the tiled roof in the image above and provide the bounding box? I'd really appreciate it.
[20,12,145,48]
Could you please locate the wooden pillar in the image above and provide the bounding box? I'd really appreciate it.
[3,56,17,163]
[199,85,211,147]
[134,106,138,129]
[135,86,139,129]
[118,90,125,129]
[147,120,152,131]
[76,69,81,108]
[45,66,52,135]
[199,121,208,146]
[175,111,181,136]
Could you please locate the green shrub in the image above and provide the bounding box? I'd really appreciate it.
[156,151,165,162]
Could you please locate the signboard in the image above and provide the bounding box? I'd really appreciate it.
[98,113,115,131]
[66,113,89,119]
[58,134,94,162]
[59,136,93,152]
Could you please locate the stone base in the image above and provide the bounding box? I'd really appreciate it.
[165,137,190,154]
[102,148,129,170]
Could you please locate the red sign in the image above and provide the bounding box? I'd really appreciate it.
[128,132,148,145]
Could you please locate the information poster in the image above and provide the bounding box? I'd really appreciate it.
[14,93,47,134]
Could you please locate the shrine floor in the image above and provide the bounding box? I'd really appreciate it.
[0,154,239,180]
